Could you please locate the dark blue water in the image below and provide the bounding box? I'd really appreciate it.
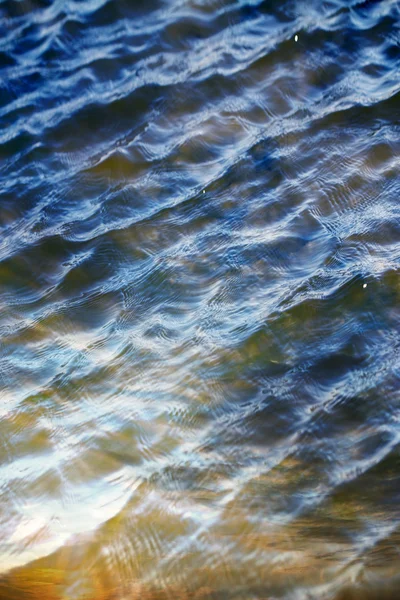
[0,0,400,598]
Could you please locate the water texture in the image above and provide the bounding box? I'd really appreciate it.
[0,0,399,598]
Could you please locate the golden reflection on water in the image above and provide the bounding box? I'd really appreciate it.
[1,444,400,599]
[1,524,399,600]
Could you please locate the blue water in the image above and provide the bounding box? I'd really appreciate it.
[0,0,400,598]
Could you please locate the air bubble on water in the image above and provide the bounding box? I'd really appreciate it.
[363,283,367,288]
[295,34,298,42]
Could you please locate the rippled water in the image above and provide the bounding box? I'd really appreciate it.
[0,0,400,598]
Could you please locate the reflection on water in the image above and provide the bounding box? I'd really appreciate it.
[0,0,399,598]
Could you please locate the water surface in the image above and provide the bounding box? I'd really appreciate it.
[0,0,400,598]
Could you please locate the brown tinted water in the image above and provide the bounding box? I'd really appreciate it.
[0,0,399,598]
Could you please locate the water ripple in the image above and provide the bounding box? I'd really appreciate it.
[0,0,399,598]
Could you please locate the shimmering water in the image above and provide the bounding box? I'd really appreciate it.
[0,0,400,598]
